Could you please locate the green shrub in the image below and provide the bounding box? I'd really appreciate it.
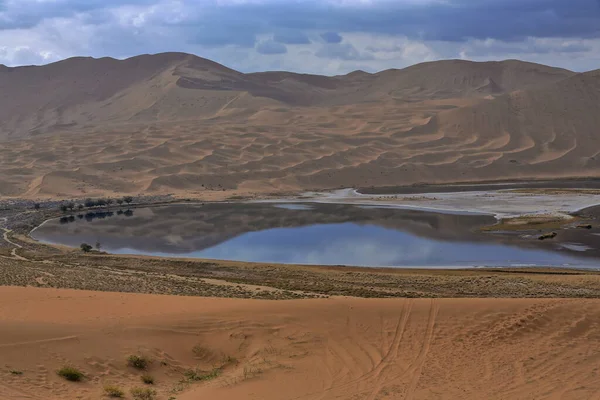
[127,355,149,370]
[104,385,125,398]
[57,366,84,382]
[80,243,93,252]
[130,387,156,400]
[184,367,221,382]
[9,369,22,375]
[141,374,155,384]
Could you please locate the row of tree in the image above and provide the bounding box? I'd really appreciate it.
[59,196,134,213]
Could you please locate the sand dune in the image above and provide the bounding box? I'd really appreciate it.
[0,53,597,198]
[2,286,600,400]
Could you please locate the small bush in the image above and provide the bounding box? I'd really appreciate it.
[80,243,93,252]
[84,198,96,208]
[57,366,84,382]
[130,387,156,400]
[9,369,22,375]
[104,385,125,398]
[538,232,557,240]
[127,355,149,370]
[184,367,221,382]
[141,374,155,384]
[123,196,134,204]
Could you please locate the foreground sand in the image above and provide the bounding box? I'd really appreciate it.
[2,287,600,400]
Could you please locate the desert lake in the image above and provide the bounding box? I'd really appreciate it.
[31,202,600,268]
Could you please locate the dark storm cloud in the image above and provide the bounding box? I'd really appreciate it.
[2,0,599,42]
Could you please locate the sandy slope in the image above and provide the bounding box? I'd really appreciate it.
[1,53,598,198]
[2,286,600,400]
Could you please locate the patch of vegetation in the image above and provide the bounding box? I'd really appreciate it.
[127,354,149,370]
[243,365,263,380]
[57,366,84,382]
[104,385,125,398]
[538,232,557,240]
[80,243,93,252]
[9,369,23,375]
[183,367,221,382]
[141,374,155,384]
[130,387,157,400]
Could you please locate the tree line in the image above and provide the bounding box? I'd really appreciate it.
[59,196,134,213]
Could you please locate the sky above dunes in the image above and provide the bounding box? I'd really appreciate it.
[1,0,599,74]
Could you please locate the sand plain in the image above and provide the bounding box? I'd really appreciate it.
[2,287,600,400]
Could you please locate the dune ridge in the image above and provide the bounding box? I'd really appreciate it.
[0,53,597,198]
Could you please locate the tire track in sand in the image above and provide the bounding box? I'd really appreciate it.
[289,299,414,400]
[404,298,439,400]
[364,298,438,400]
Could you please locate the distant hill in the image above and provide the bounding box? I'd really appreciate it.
[0,52,598,198]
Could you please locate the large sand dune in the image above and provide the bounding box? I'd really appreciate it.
[0,53,597,198]
[2,286,600,399]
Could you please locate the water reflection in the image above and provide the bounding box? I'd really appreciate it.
[33,203,600,268]
[59,209,134,224]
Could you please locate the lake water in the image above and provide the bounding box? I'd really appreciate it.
[31,203,600,268]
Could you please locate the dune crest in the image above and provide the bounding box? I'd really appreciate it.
[1,53,597,198]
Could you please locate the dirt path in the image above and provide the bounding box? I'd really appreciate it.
[0,217,28,261]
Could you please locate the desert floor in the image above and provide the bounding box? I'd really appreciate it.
[2,286,600,400]
[3,194,600,399]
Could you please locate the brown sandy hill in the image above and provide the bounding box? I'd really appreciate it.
[0,55,573,141]
[420,69,600,180]
[0,53,595,198]
[3,286,600,400]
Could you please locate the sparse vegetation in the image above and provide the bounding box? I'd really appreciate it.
[9,369,23,375]
[130,387,156,400]
[80,243,93,252]
[104,385,125,398]
[57,366,84,382]
[59,204,68,213]
[538,232,558,240]
[141,374,155,384]
[127,354,149,370]
[33,203,40,210]
[123,196,134,204]
[184,367,221,382]
[117,199,124,205]
[243,364,263,380]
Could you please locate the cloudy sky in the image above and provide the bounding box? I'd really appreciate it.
[1,0,599,74]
